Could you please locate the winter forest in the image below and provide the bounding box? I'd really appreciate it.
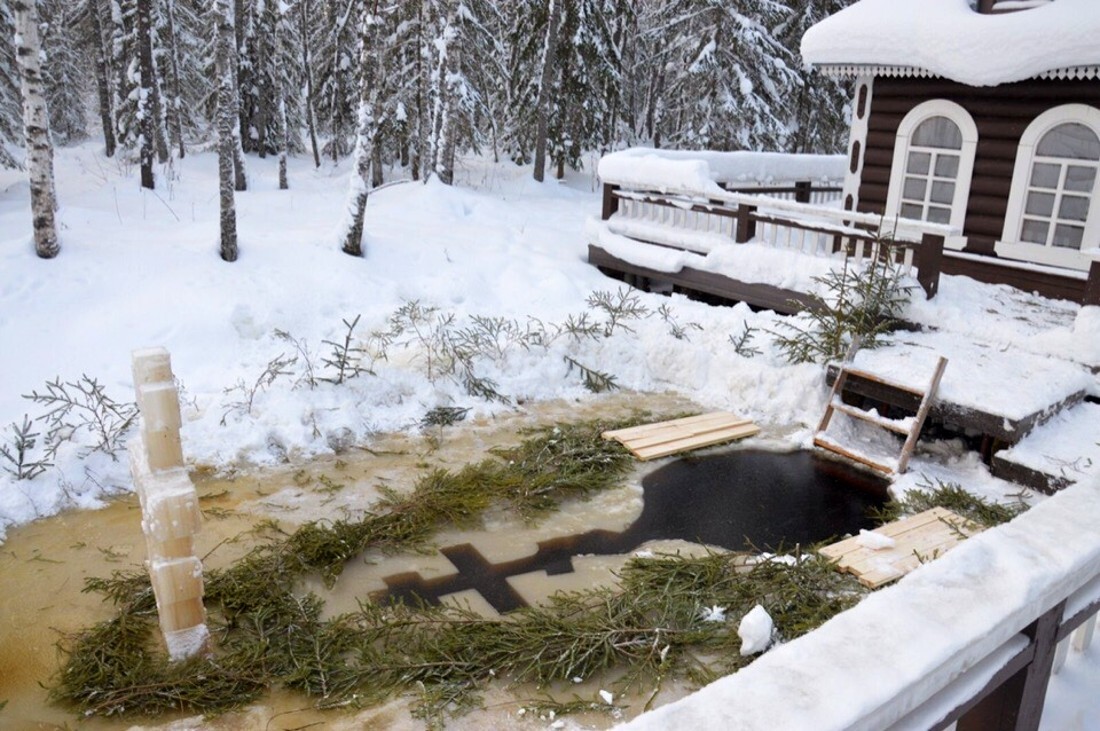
[4,0,853,258]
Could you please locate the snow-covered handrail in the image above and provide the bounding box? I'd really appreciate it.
[617,478,1100,731]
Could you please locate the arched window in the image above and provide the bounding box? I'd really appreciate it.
[886,100,978,244]
[998,105,1100,270]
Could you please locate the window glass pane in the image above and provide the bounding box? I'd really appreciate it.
[1029,163,1060,189]
[934,155,959,177]
[900,203,923,219]
[907,151,931,175]
[1025,191,1055,217]
[927,206,951,224]
[903,177,927,201]
[1036,123,1100,160]
[912,117,963,149]
[1065,165,1097,192]
[1052,224,1084,249]
[1059,195,1090,222]
[930,180,955,204]
[1021,219,1049,244]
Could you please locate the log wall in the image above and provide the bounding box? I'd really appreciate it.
[858,77,1100,302]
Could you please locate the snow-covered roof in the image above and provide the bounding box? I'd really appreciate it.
[801,0,1100,87]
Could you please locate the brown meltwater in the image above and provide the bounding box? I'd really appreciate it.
[0,392,705,731]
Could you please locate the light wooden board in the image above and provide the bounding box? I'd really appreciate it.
[603,411,760,461]
[818,507,984,588]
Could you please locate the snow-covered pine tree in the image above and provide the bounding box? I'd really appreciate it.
[74,0,118,156]
[39,0,88,145]
[340,2,388,256]
[0,3,24,168]
[13,0,61,258]
[157,0,188,157]
[654,0,799,151]
[547,0,628,177]
[777,0,852,153]
[313,0,360,162]
[214,0,237,260]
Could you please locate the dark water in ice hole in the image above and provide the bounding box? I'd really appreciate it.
[377,450,889,613]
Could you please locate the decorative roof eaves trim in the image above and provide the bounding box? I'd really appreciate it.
[817,64,935,79]
[816,64,1100,82]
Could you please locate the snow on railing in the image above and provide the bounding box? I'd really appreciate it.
[617,478,1100,731]
[601,174,949,298]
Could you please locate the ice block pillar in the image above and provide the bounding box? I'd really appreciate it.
[130,347,210,661]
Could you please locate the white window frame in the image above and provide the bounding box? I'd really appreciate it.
[885,100,978,251]
[997,104,1100,271]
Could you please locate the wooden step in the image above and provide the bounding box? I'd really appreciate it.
[813,434,896,475]
[829,400,914,435]
[837,367,926,397]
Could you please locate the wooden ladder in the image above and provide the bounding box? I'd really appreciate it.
[814,355,948,475]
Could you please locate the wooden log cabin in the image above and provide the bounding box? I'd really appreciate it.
[802,0,1100,304]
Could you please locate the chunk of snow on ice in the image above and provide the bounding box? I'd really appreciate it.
[857,529,896,551]
[599,689,614,705]
[738,604,774,656]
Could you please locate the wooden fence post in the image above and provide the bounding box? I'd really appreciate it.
[130,347,210,661]
[956,601,1065,731]
[735,204,757,243]
[601,183,620,220]
[1083,256,1100,307]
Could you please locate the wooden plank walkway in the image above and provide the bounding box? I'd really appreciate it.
[602,411,760,461]
[818,507,984,588]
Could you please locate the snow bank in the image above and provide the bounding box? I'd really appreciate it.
[618,476,1100,730]
[598,148,844,191]
[802,0,1100,87]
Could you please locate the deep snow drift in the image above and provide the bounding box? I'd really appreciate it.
[0,144,1097,729]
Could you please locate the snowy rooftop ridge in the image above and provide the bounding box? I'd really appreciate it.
[801,0,1100,87]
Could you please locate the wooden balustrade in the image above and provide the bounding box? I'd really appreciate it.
[600,180,945,299]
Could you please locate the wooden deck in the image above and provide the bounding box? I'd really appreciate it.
[602,411,760,460]
[819,507,984,588]
[589,244,820,315]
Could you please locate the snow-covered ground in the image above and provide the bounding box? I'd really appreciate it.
[0,143,1097,728]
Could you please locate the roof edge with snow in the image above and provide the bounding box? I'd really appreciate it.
[801,0,1100,87]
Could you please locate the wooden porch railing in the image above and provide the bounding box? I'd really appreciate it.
[600,180,949,299]
[617,479,1100,731]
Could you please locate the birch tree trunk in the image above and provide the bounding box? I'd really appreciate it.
[340,6,381,257]
[14,0,60,258]
[531,0,560,183]
[215,0,238,261]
